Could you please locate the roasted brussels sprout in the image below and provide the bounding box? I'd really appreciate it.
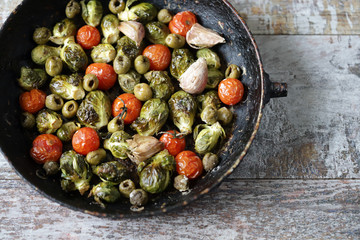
[194,122,226,155]
[225,64,241,79]
[93,161,130,184]
[101,14,120,44]
[113,54,131,74]
[49,74,85,100]
[168,91,197,135]
[21,112,35,129]
[165,33,185,49]
[36,109,63,134]
[196,48,221,69]
[206,68,224,89]
[144,71,174,101]
[134,55,150,74]
[109,0,125,14]
[197,91,221,110]
[77,90,111,129]
[89,182,121,208]
[138,149,175,194]
[60,37,88,72]
[43,161,60,175]
[60,150,92,195]
[33,27,51,45]
[129,189,148,206]
[18,66,47,90]
[119,179,136,198]
[131,98,169,136]
[56,121,81,141]
[173,174,189,192]
[66,0,81,18]
[118,70,141,93]
[85,148,106,165]
[31,45,61,65]
[91,44,116,63]
[133,83,152,101]
[49,19,77,45]
[45,56,63,77]
[157,9,172,24]
[107,115,124,133]
[62,100,78,118]
[118,1,157,23]
[217,107,233,125]
[45,94,64,111]
[200,105,218,125]
[80,0,103,27]
[116,36,142,60]
[202,152,219,172]
[103,130,131,159]
[83,74,99,91]
[145,21,170,45]
[170,48,195,79]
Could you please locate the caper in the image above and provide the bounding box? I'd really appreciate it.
[157,9,173,24]
[45,56,63,77]
[134,55,150,74]
[174,175,189,192]
[217,107,233,125]
[165,33,185,49]
[43,161,60,175]
[45,94,64,111]
[225,64,241,79]
[65,0,81,19]
[134,83,153,101]
[83,74,99,91]
[21,112,35,129]
[62,100,78,118]
[202,153,219,172]
[86,148,106,165]
[109,0,125,14]
[119,179,136,198]
[113,54,131,74]
[33,27,51,45]
[108,116,124,133]
[129,189,148,206]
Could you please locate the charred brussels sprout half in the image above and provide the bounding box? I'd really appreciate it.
[197,91,221,110]
[50,19,77,45]
[18,66,47,90]
[31,45,61,65]
[61,37,88,72]
[103,130,131,159]
[116,36,142,60]
[170,48,195,79]
[56,121,81,141]
[118,1,157,23]
[91,44,116,63]
[118,70,141,93]
[33,27,51,45]
[36,109,63,134]
[206,68,224,89]
[196,48,221,69]
[76,90,111,129]
[144,71,174,101]
[49,74,85,100]
[80,0,103,27]
[101,14,120,44]
[89,182,121,208]
[194,122,226,155]
[93,161,130,184]
[145,21,170,45]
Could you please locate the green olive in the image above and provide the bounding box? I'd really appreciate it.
[43,161,60,175]
[83,74,99,91]
[113,54,131,74]
[65,0,81,19]
[45,56,63,77]
[173,174,189,192]
[134,55,150,74]
[108,0,125,14]
[202,153,219,172]
[62,100,78,118]
[134,83,153,101]
[165,33,185,49]
[119,179,136,198]
[33,27,51,45]
[21,112,35,129]
[225,64,241,79]
[45,94,64,111]
[86,148,106,165]
[217,107,233,125]
[107,116,124,133]
[157,9,173,24]
[129,189,148,206]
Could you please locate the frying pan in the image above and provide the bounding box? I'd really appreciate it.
[0,0,287,218]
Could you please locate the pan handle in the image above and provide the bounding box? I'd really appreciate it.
[264,71,287,104]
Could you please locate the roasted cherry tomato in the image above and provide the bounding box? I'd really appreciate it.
[76,25,101,50]
[19,89,46,114]
[72,127,100,155]
[160,130,186,157]
[112,93,142,124]
[30,134,63,164]
[85,63,117,90]
[169,11,197,37]
[175,150,203,179]
[218,78,244,105]
[142,44,171,71]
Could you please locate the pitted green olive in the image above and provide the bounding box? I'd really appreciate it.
[134,55,150,74]
[83,74,99,91]
[134,83,153,101]
[217,107,233,125]
[33,27,51,45]
[21,112,35,129]
[165,34,185,49]
[108,0,125,14]
[43,161,60,175]
[119,179,136,198]
[86,148,106,165]
[225,64,241,79]
[66,0,81,18]
[45,94,64,111]
[56,121,81,141]
[113,54,131,74]
[157,9,172,24]
[45,56,63,77]
[129,189,148,206]
[62,100,78,118]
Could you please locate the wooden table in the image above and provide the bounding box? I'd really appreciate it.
[1,0,360,239]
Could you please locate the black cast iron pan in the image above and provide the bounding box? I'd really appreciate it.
[0,0,287,218]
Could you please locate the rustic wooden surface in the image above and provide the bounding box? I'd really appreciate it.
[1,0,360,239]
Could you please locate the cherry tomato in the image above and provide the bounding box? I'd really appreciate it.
[112,93,142,124]
[175,151,203,179]
[30,134,63,164]
[142,44,171,71]
[85,63,117,90]
[76,25,101,50]
[160,130,186,157]
[19,89,46,114]
[169,11,197,37]
[218,78,244,105]
[72,127,100,155]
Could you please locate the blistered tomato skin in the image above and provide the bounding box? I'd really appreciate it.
[19,89,46,114]
[160,130,186,157]
[142,44,171,71]
[72,127,100,155]
[218,78,244,105]
[76,25,101,50]
[112,93,142,124]
[169,11,197,37]
[175,150,203,179]
[30,134,63,164]
[85,63,117,90]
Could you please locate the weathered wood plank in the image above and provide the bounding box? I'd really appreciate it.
[1,179,360,239]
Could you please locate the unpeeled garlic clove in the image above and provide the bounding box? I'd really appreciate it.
[186,23,226,49]
[126,134,164,165]
[118,21,145,47]
[179,57,208,94]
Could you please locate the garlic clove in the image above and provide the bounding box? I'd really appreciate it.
[186,23,226,49]
[126,134,164,165]
[179,57,208,94]
[118,21,145,47]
